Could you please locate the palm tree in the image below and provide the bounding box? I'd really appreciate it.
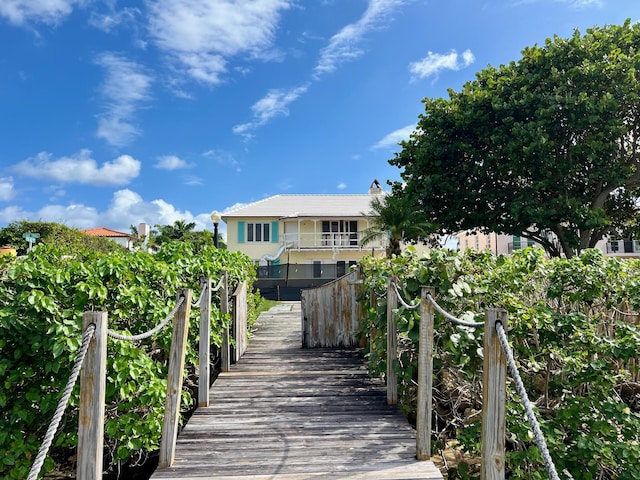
[361,194,436,257]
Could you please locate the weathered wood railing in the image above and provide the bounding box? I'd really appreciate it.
[29,275,249,479]
[301,269,364,348]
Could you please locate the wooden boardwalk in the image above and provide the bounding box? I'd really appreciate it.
[151,302,442,479]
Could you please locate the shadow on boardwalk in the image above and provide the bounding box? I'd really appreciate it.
[151,302,442,479]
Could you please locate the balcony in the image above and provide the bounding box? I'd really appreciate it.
[282,232,385,250]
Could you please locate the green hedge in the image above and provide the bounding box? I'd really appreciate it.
[359,247,640,479]
[0,242,256,479]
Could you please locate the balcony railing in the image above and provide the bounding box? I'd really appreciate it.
[282,232,385,250]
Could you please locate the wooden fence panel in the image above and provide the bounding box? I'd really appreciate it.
[301,270,364,348]
[232,281,248,361]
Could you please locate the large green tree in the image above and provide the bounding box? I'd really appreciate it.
[391,20,640,258]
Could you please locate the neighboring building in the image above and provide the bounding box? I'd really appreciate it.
[83,227,135,249]
[83,223,152,251]
[457,232,537,255]
[457,230,640,258]
[221,182,388,299]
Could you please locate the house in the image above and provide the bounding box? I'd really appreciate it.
[457,230,640,258]
[83,223,152,251]
[83,227,135,249]
[221,181,388,299]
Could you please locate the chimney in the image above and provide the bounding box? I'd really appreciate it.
[138,222,151,245]
[368,179,383,195]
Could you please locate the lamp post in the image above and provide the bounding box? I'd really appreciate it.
[210,211,221,248]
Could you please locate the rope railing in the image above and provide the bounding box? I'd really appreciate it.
[425,292,484,328]
[392,281,420,310]
[495,321,565,480]
[27,274,240,479]
[27,323,96,480]
[107,295,185,342]
[385,278,566,479]
[191,281,209,308]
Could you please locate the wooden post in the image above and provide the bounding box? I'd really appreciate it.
[198,278,212,407]
[416,287,434,460]
[159,289,192,468]
[220,273,230,373]
[77,312,107,480]
[386,276,398,405]
[481,308,508,480]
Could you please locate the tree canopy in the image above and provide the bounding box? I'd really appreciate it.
[0,221,123,255]
[361,194,436,257]
[152,220,226,250]
[390,20,640,258]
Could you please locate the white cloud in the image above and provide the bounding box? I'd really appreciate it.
[95,53,153,146]
[0,189,220,233]
[0,0,81,26]
[314,0,406,77]
[12,150,141,186]
[89,6,140,32]
[233,84,309,135]
[202,149,241,172]
[0,177,15,201]
[409,48,475,82]
[147,0,292,85]
[372,124,415,150]
[154,155,191,170]
[337,182,347,190]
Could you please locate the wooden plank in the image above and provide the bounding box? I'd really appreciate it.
[152,301,442,480]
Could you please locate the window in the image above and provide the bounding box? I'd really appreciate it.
[247,223,270,242]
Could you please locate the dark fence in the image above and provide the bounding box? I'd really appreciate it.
[255,263,357,300]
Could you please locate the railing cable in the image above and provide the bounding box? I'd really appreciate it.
[191,281,208,308]
[426,292,484,328]
[495,321,567,480]
[107,296,185,342]
[392,281,421,310]
[27,323,96,480]
[210,276,225,292]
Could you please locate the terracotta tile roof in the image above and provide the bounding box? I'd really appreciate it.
[83,227,131,238]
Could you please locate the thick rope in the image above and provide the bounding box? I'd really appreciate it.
[391,281,421,310]
[210,276,225,292]
[107,296,184,342]
[27,324,96,480]
[191,282,208,308]
[495,321,567,480]
[426,293,484,328]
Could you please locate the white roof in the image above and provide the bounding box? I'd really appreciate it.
[222,194,382,220]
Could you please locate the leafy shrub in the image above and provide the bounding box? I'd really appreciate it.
[359,247,640,479]
[0,242,255,479]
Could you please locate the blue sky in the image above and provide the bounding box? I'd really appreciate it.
[0,0,637,237]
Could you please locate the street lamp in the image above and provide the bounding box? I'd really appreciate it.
[210,211,221,248]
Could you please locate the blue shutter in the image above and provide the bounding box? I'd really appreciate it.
[271,221,279,243]
[238,222,245,243]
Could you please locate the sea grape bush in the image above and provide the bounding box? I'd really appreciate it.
[358,247,640,479]
[0,242,256,479]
